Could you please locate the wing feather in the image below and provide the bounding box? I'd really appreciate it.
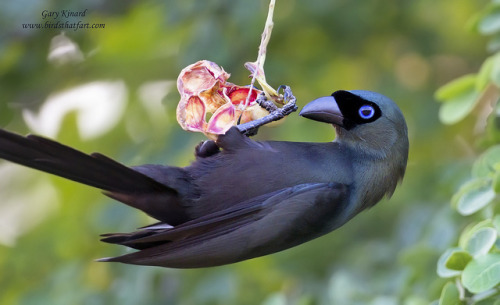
[99,182,348,268]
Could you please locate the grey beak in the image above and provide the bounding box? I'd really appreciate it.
[299,96,344,126]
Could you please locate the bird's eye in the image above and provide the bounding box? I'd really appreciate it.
[358,105,375,120]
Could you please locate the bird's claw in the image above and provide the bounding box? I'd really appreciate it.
[255,93,278,113]
[236,86,298,136]
[277,85,293,104]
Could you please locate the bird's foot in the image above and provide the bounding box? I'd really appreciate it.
[236,85,298,136]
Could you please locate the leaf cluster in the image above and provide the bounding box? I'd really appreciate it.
[435,1,500,304]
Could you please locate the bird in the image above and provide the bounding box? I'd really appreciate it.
[0,89,408,268]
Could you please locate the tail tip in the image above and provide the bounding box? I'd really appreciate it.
[95,257,116,263]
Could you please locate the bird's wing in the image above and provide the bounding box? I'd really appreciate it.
[99,182,349,268]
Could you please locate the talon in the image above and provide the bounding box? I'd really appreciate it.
[283,86,293,104]
[236,86,297,137]
[277,85,287,95]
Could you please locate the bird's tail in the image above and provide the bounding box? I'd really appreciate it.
[0,129,171,193]
[0,129,188,223]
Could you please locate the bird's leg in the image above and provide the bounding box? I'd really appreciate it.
[236,86,298,136]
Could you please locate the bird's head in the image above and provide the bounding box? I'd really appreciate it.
[300,90,408,159]
[300,90,409,205]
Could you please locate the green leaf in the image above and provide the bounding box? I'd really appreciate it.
[462,253,500,293]
[475,298,500,305]
[262,293,287,305]
[438,282,464,305]
[492,53,500,86]
[478,10,500,35]
[435,73,483,125]
[438,92,479,125]
[465,227,497,257]
[466,11,482,32]
[487,34,500,53]
[445,251,473,270]
[472,145,500,178]
[494,171,500,193]
[476,56,495,92]
[404,296,428,305]
[435,74,477,102]
[453,178,495,216]
[494,215,500,234]
[438,248,465,278]
[459,219,494,249]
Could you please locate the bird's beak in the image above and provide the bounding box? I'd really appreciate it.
[299,96,344,127]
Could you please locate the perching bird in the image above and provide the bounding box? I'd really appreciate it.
[0,90,408,268]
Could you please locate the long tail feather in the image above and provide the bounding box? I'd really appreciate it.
[0,129,174,195]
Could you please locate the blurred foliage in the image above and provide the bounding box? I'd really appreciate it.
[0,0,497,304]
[434,1,500,304]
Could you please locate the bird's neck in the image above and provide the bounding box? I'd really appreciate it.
[341,139,405,215]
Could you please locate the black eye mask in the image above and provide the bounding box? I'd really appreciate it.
[332,90,382,130]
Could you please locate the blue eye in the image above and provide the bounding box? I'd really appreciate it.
[359,105,375,119]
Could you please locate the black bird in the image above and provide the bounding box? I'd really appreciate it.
[0,90,408,268]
